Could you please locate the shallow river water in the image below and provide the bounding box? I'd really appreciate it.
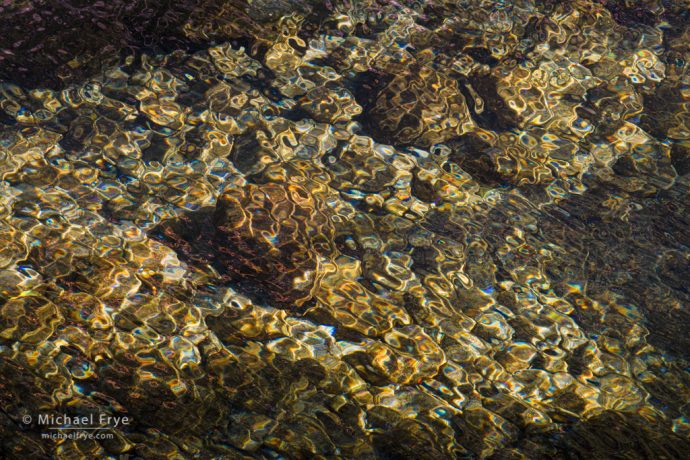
[0,1,689,459]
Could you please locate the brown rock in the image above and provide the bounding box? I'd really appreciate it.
[213,179,335,306]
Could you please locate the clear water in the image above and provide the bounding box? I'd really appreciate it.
[0,1,688,459]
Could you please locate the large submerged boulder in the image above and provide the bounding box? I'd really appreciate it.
[212,177,336,306]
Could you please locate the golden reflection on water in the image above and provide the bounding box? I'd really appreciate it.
[0,0,689,459]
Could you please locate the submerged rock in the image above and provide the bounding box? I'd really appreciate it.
[212,176,336,306]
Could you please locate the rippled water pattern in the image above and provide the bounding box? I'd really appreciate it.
[0,1,689,459]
